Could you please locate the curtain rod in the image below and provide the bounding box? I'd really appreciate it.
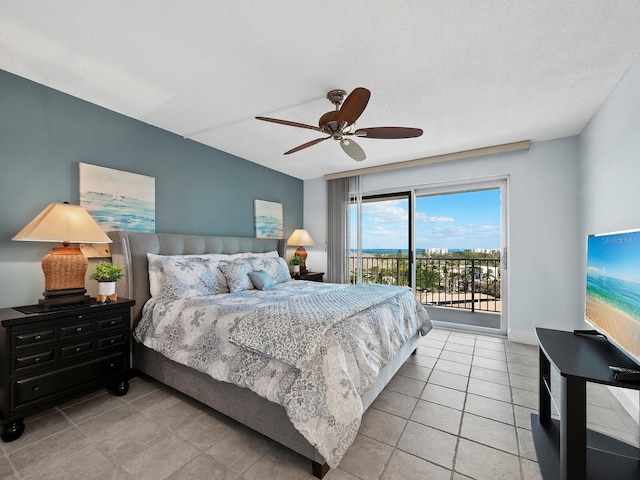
[323,140,530,180]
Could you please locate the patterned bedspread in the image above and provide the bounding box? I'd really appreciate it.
[135,280,432,467]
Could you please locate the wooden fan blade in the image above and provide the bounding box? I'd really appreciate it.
[340,138,366,162]
[284,137,330,155]
[256,116,323,132]
[337,87,371,127]
[354,127,423,139]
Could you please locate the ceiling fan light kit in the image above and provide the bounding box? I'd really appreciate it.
[256,87,423,162]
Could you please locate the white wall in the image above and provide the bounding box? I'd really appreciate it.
[301,178,327,276]
[306,136,582,342]
[579,58,640,424]
[579,60,640,238]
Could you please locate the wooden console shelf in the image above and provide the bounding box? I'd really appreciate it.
[533,328,640,480]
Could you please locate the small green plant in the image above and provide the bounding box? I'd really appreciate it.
[289,255,304,266]
[90,261,125,282]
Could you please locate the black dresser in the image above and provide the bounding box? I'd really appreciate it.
[0,298,134,441]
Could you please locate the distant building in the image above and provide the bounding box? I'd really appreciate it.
[468,248,500,254]
[421,248,449,255]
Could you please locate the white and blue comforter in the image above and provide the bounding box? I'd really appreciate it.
[135,280,432,467]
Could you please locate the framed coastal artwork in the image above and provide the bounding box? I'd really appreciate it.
[79,163,155,233]
[254,199,283,239]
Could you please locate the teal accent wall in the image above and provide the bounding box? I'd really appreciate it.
[0,70,303,306]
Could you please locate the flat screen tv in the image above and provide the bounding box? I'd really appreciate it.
[586,229,640,366]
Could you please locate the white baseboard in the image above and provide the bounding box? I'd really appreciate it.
[608,387,640,425]
[507,329,537,345]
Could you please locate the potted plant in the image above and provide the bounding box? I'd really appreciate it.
[90,261,125,302]
[289,255,304,275]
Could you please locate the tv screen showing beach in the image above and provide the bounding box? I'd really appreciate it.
[586,230,640,365]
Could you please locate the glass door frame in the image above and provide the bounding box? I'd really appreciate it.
[350,191,413,287]
[414,176,509,335]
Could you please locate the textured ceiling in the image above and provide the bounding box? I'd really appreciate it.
[2,1,640,180]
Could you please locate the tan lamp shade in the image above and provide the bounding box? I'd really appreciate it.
[287,229,315,247]
[287,229,315,272]
[12,203,112,244]
[13,203,112,303]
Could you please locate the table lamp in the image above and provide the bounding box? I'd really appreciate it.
[12,203,112,309]
[287,228,315,273]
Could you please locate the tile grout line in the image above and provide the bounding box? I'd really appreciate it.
[54,403,135,479]
[376,330,449,479]
[506,340,530,480]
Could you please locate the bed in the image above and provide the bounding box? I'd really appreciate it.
[108,230,431,478]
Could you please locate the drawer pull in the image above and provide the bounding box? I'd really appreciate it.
[76,347,81,352]
[34,357,41,363]
[110,320,116,325]
[33,386,39,392]
[78,315,83,319]
[110,363,115,368]
[76,327,83,332]
[35,335,41,340]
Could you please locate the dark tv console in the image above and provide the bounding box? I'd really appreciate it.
[533,328,640,480]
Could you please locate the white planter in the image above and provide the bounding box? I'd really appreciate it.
[98,281,116,296]
[290,265,300,274]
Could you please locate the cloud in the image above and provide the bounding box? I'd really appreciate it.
[355,197,500,249]
[416,212,455,223]
[361,200,455,225]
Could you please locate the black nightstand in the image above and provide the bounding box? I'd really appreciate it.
[0,298,135,441]
[296,272,324,282]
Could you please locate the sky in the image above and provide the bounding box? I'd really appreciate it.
[587,230,640,284]
[80,162,155,202]
[351,189,501,250]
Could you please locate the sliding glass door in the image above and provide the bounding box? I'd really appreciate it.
[349,192,412,287]
[349,178,507,334]
[415,181,506,333]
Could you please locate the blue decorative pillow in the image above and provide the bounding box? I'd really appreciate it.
[248,270,275,291]
[220,262,254,293]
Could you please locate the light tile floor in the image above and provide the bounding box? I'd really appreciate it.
[0,328,638,480]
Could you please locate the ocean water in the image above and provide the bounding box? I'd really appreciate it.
[351,249,409,255]
[81,191,155,233]
[255,215,283,239]
[587,273,640,321]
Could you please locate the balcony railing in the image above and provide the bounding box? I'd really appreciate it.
[349,255,501,313]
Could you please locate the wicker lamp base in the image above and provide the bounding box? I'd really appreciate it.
[39,246,90,309]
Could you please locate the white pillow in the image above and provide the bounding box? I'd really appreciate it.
[226,250,280,260]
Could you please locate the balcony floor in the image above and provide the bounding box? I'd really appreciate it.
[425,305,501,331]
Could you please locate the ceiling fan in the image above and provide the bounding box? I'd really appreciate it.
[256,87,423,162]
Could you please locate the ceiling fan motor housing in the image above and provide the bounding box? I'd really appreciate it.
[319,111,341,136]
[320,89,349,137]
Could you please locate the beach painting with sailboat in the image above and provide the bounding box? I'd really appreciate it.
[80,163,155,232]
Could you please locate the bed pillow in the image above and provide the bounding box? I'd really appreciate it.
[248,270,275,291]
[148,253,230,297]
[205,250,280,261]
[155,256,225,301]
[220,262,254,293]
[235,257,292,284]
[234,250,279,259]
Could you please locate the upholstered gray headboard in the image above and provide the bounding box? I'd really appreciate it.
[107,231,285,322]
